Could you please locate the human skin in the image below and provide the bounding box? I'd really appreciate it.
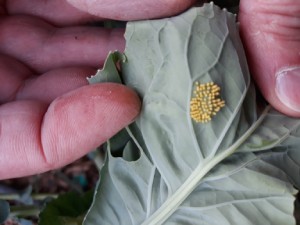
[239,0,300,117]
[0,0,299,179]
[0,0,195,179]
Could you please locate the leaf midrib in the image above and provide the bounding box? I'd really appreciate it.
[142,105,272,225]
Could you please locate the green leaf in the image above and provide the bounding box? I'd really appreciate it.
[39,191,93,225]
[256,127,300,189]
[173,152,296,225]
[0,200,10,224]
[237,109,300,188]
[85,3,299,225]
[238,109,300,152]
[87,51,125,84]
[259,147,300,189]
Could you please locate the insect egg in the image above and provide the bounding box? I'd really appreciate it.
[189,82,225,123]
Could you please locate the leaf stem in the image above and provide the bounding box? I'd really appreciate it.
[0,193,58,201]
[10,205,40,217]
[142,105,271,225]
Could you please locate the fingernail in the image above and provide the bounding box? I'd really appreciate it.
[276,66,300,112]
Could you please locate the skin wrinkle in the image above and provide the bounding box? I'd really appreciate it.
[40,104,63,168]
[255,14,300,41]
[0,55,32,103]
[10,77,32,102]
[241,0,300,37]
[242,0,300,12]
[44,100,83,165]
[239,0,300,117]
[38,83,140,169]
[0,101,48,176]
[0,16,51,70]
[15,75,41,101]
[0,15,125,73]
[0,59,94,104]
[29,111,49,173]
[21,68,90,103]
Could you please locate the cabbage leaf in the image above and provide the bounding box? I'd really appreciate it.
[85,3,299,225]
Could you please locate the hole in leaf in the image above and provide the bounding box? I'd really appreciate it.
[108,129,141,162]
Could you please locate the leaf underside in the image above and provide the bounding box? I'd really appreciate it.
[85,3,299,225]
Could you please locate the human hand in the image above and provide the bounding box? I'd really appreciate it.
[2,0,299,180]
[0,0,195,179]
[68,0,300,116]
[239,0,300,117]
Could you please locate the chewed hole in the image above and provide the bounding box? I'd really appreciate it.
[108,128,141,162]
[122,141,141,162]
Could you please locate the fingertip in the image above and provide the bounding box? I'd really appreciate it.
[239,0,300,117]
[273,66,300,117]
[41,83,141,168]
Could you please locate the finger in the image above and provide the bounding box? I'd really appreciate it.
[0,54,32,103]
[66,0,197,20]
[6,0,101,26]
[239,0,300,117]
[0,15,125,73]
[0,83,141,179]
[16,67,95,104]
[0,54,96,104]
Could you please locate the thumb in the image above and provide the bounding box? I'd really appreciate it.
[0,83,140,179]
[239,0,300,116]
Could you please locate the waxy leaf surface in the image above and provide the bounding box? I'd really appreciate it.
[85,4,299,225]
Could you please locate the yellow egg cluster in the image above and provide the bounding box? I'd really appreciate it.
[190,82,225,123]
